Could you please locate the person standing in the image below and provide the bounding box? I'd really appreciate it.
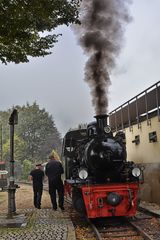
[29,163,44,209]
[45,154,64,211]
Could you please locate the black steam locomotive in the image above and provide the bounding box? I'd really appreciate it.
[63,115,144,218]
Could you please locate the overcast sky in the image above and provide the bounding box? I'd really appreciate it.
[0,0,160,136]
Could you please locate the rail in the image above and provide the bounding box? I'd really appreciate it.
[129,220,154,240]
[86,217,102,240]
[14,183,160,240]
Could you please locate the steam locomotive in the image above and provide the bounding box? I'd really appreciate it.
[62,115,144,218]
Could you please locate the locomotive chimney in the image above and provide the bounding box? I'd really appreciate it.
[94,114,108,134]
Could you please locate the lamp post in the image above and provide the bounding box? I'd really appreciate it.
[7,109,19,217]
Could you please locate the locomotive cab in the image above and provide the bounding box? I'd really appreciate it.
[62,128,88,180]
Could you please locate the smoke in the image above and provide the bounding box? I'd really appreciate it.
[74,0,132,114]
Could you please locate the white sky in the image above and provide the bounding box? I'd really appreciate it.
[0,0,160,136]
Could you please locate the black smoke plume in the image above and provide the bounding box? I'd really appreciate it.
[74,0,132,114]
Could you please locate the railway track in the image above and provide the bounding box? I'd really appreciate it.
[64,195,156,240]
[138,205,160,218]
[85,211,160,240]
[86,217,144,240]
[17,183,160,240]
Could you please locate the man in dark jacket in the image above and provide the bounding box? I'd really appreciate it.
[29,163,44,209]
[45,154,64,211]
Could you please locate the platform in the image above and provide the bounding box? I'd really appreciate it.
[0,208,76,240]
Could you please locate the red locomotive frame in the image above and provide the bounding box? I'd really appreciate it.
[65,181,139,218]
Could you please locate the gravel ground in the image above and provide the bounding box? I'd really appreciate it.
[140,200,160,212]
[1,185,160,240]
[0,184,76,240]
[0,184,52,212]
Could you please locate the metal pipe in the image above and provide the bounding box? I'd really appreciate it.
[7,109,18,217]
[94,114,108,134]
[8,124,16,217]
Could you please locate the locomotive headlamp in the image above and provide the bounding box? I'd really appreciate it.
[132,167,141,177]
[78,168,88,180]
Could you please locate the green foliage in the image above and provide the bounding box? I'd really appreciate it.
[0,110,11,141]
[0,102,62,165]
[16,102,62,161]
[22,159,32,180]
[0,0,81,64]
[3,134,27,163]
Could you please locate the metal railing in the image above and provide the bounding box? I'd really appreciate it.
[109,80,160,131]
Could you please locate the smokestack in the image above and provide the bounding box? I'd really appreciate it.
[74,0,132,115]
[94,114,108,135]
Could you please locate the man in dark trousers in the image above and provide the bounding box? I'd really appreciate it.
[45,154,64,211]
[29,163,44,209]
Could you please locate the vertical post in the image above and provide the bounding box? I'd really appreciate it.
[7,109,18,218]
[127,102,132,131]
[156,84,160,121]
[121,107,124,130]
[135,97,141,129]
[114,110,117,132]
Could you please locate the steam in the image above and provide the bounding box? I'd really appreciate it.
[74,0,132,114]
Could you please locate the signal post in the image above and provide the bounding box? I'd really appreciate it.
[7,109,19,217]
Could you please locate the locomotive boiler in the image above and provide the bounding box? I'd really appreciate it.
[62,115,144,218]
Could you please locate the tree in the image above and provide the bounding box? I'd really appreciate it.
[3,134,27,163]
[22,159,32,180]
[16,102,62,162]
[0,0,81,64]
[0,110,11,143]
[0,102,62,164]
